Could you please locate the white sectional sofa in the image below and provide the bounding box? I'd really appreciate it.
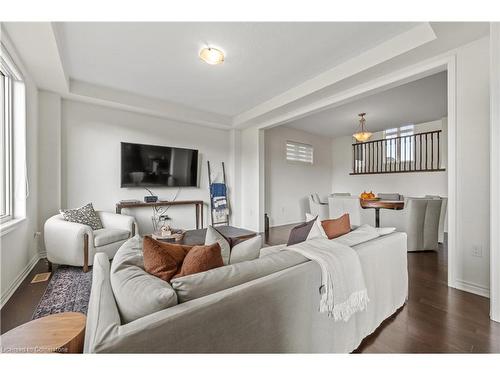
[84,232,408,353]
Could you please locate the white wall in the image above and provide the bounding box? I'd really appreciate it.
[265,126,333,227]
[239,126,263,232]
[490,22,500,322]
[0,31,40,306]
[37,91,61,249]
[454,37,490,293]
[61,100,231,234]
[228,129,242,227]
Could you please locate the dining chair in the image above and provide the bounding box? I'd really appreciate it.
[377,193,403,201]
[327,196,361,226]
[308,194,329,220]
[425,195,448,243]
[383,197,442,251]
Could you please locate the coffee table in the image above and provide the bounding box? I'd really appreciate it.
[0,312,86,353]
[162,225,256,246]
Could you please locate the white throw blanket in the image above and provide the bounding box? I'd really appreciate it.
[287,237,369,322]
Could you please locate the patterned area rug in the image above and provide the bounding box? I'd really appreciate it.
[32,266,93,320]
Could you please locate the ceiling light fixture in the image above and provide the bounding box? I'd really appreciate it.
[199,47,225,65]
[353,113,373,142]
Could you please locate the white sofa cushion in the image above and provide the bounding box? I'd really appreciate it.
[259,243,287,257]
[94,228,131,247]
[171,250,308,303]
[110,235,177,323]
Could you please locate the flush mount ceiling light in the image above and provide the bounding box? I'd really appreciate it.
[199,47,225,65]
[353,113,373,142]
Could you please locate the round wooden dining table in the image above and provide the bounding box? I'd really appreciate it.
[359,199,405,227]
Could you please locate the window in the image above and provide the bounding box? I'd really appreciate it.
[384,124,414,163]
[286,141,313,164]
[0,71,13,223]
[1,42,23,226]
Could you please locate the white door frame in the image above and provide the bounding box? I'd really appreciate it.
[258,53,460,291]
[490,23,500,322]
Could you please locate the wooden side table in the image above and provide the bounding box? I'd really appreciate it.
[0,312,86,353]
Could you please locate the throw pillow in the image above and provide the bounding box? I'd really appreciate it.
[60,202,103,230]
[287,218,316,246]
[205,226,231,264]
[321,214,351,239]
[305,213,328,240]
[143,235,192,282]
[110,235,178,323]
[172,243,224,279]
[229,235,262,264]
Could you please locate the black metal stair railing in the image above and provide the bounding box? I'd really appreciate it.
[350,130,446,175]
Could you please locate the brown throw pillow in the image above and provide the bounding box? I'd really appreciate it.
[287,217,316,246]
[172,243,224,279]
[321,214,351,239]
[143,236,193,282]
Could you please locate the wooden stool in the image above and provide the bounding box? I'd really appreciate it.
[0,312,86,353]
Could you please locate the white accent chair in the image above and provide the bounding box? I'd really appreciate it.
[44,211,137,272]
[382,197,442,252]
[327,196,361,226]
[308,194,329,221]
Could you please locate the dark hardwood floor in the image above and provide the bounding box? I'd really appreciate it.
[2,224,500,353]
[266,223,500,353]
[0,258,53,334]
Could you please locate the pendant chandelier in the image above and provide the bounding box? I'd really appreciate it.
[353,113,372,142]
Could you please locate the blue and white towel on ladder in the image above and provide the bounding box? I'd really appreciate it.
[210,183,229,220]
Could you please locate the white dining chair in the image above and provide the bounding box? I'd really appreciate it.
[377,193,403,201]
[330,192,352,197]
[425,195,448,243]
[327,196,361,226]
[308,194,329,221]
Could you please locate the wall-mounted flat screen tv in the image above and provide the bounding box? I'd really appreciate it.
[121,142,199,188]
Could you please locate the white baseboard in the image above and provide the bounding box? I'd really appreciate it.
[0,253,41,309]
[454,279,490,298]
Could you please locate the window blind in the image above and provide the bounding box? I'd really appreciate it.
[286,141,313,164]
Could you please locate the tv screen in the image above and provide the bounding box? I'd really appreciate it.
[121,142,198,188]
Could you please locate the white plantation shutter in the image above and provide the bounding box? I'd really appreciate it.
[286,141,313,164]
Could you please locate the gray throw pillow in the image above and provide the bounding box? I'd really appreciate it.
[205,226,262,265]
[229,235,262,264]
[60,202,103,230]
[287,218,316,246]
[110,235,178,323]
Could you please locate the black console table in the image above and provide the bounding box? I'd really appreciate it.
[115,200,204,229]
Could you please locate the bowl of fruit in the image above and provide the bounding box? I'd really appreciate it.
[359,191,380,201]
